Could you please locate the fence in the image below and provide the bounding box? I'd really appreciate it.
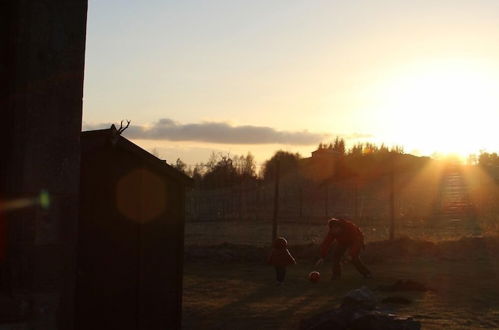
[185,163,499,246]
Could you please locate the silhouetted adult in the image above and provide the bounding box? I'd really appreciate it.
[315,218,372,279]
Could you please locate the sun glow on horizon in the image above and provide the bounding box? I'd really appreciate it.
[368,59,499,157]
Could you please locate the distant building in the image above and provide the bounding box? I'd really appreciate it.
[302,145,342,182]
[311,146,342,159]
[77,127,192,330]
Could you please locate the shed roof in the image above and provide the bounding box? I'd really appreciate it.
[81,127,193,186]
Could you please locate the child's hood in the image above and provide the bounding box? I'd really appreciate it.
[273,237,288,249]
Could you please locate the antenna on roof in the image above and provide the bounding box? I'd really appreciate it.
[117,120,131,135]
[110,120,131,145]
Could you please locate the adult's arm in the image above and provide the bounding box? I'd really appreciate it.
[320,233,335,258]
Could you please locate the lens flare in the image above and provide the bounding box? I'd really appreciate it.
[0,190,50,213]
[39,190,50,210]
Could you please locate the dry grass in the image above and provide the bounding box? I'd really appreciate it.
[185,220,498,247]
[183,255,499,329]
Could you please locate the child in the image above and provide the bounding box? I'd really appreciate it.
[315,218,372,280]
[267,237,296,285]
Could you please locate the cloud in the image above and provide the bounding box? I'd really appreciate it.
[83,118,330,145]
[343,132,374,140]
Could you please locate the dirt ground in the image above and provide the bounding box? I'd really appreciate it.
[182,237,499,329]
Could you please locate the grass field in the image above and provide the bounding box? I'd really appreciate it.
[183,255,499,329]
[185,220,496,246]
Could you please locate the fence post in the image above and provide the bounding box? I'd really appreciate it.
[272,160,280,242]
[354,178,359,221]
[325,183,329,217]
[298,185,303,220]
[389,158,395,240]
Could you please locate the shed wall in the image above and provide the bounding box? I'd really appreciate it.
[78,144,185,330]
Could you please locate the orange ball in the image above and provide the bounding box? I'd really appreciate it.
[309,271,320,283]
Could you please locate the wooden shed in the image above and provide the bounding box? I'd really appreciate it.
[77,127,192,330]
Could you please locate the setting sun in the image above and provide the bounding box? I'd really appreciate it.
[373,60,499,157]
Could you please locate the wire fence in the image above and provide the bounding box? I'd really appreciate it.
[185,165,499,246]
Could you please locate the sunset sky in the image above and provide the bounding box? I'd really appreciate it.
[83,0,499,168]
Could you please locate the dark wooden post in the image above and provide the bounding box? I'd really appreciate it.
[1,1,88,328]
[272,160,280,242]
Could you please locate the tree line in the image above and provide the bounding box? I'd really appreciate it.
[168,137,410,189]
